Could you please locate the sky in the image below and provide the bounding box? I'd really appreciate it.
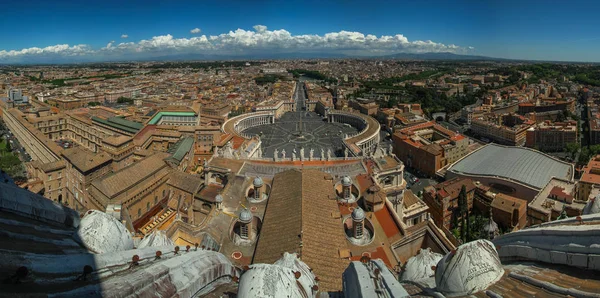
[1,0,600,63]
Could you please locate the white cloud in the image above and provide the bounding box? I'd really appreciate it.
[121,34,128,39]
[190,28,201,34]
[0,25,473,62]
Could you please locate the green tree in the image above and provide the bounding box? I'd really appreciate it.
[458,185,468,243]
[566,142,580,159]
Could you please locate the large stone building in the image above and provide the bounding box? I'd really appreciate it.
[525,120,577,152]
[578,155,600,201]
[393,121,468,177]
[423,177,476,230]
[471,113,534,146]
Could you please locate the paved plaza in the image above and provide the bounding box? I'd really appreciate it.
[243,111,359,158]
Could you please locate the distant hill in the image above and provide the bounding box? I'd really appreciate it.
[380,52,507,61]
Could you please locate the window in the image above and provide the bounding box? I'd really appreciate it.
[147,202,150,211]
[137,208,141,218]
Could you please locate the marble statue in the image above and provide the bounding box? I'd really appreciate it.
[300,147,305,160]
[344,148,349,159]
[281,149,286,159]
[327,148,332,160]
[292,152,297,161]
[320,148,325,160]
[309,148,314,160]
[273,148,279,161]
[389,143,394,155]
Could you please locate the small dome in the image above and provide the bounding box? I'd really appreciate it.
[77,210,134,254]
[401,248,443,283]
[253,177,264,188]
[351,207,365,221]
[341,176,352,187]
[215,194,224,203]
[583,195,600,215]
[138,229,174,248]
[483,218,499,233]
[435,239,504,296]
[239,209,253,222]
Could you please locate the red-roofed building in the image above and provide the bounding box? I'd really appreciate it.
[392,121,468,177]
[423,177,476,230]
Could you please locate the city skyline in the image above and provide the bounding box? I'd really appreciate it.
[3,0,600,63]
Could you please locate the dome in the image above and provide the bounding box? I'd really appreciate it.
[138,229,174,248]
[215,194,224,203]
[351,207,365,221]
[239,209,253,222]
[341,176,352,187]
[435,239,504,296]
[253,177,264,188]
[483,218,499,233]
[583,195,600,215]
[401,248,443,283]
[77,210,134,254]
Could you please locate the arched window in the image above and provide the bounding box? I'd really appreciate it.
[137,208,141,218]
[154,196,158,205]
[147,202,150,211]
[162,189,166,197]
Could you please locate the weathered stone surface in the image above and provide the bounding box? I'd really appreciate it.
[435,239,504,297]
[76,210,134,254]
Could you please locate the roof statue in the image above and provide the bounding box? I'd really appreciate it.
[435,239,504,296]
[401,248,443,285]
[76,210,134,254]
[309,148,314,160]
[300,147,305,160]
[137,229,175,248]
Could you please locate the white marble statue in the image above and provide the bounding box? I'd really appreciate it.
[344,148,349,159]
[309,148,314,160]
[292,152,297,161]
[320,148,325,160]
[300,147,305,160]
[273,148,279,161]
[281,149,286,159]
[327,148,332,160]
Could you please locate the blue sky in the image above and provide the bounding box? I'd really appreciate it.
[1,0,600,62]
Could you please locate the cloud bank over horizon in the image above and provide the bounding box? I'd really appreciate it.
[0,25,473,63]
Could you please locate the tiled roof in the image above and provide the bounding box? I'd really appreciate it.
[167,171,202,194]
[91,152,170,199]
[62,148,112,174]
[252,169,349,292]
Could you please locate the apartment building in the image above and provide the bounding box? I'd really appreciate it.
[62,148,113,212]
[471,113,534,146]
[392,121,468,177]
[422,177,476,230]
[525,121,577,152]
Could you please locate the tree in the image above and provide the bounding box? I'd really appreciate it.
[566,142,580,159]
[458,185,468,243]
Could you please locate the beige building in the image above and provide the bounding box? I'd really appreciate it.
[62,148,113,212]
[471,113,534,146]
[88,152,172,223]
